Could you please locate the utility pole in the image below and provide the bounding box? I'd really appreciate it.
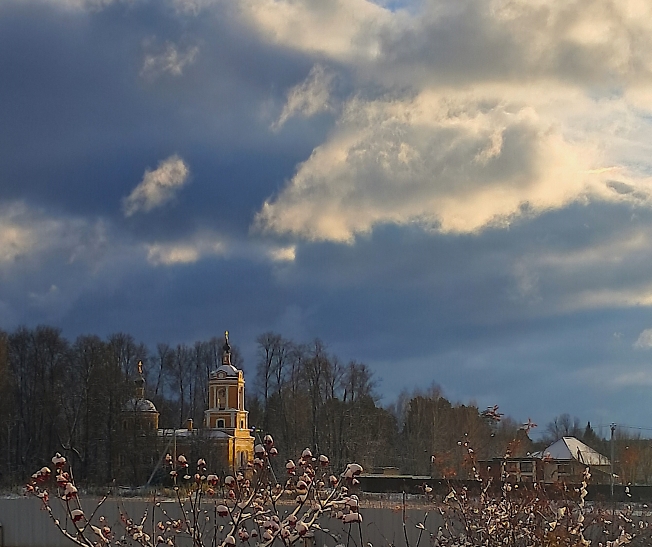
[610,423,616,500]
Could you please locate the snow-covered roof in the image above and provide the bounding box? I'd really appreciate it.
[124,398,158,413]
[211,364,239,378]
[536,437,610,466]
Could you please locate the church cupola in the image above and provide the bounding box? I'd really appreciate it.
[122,359,159,430]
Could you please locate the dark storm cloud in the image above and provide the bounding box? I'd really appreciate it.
[256,201,652,427]
[0,0,336,228]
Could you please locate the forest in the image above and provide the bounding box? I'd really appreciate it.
[0,326,649,486]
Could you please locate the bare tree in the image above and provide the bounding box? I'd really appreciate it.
[544,413,582,443]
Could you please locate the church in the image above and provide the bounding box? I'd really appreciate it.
[120,332,255,484]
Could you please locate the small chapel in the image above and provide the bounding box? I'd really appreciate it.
[119,332,254,484]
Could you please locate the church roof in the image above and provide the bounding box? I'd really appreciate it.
[534,436,610,466]
[212,364,239,377]
[124,398,158,413]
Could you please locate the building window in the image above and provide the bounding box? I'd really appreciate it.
[240,420,244,429]
[520,461,534,473]
[217,419,225,428]
[218,389,226,410]
[557,463,571,475]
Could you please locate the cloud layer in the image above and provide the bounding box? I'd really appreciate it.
[4,0,652,431]
[250,0,652,242]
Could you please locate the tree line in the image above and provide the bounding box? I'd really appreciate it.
[1,325,649,486]
[0,325,231,485]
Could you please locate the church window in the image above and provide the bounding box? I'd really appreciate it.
[217,419,225,428]
[218,389,226,410]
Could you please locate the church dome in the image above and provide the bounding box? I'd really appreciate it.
[124,397,158,413]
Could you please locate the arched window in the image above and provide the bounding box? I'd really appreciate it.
[218,389,226,410]
[217,419,225,428]
[240,420,244,429]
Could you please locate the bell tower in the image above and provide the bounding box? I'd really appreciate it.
[205,332,249,433]
[204,331,254,470]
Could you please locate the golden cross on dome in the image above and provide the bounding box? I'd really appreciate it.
[137,360,143,375]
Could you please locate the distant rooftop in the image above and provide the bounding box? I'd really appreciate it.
[533,436,610,466]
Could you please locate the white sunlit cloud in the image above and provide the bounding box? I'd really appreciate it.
[236,0,652,85]
[146,234,226,266]
[146,235,296,265]
[141,41,199,78]
[272,65,336,131]
[0,219,35,265]
[248,0,652,244]
[123,155,190,217]
[256,88,620,242]
[0,201,108,269]
[238,0,394,62]
[634,328,652,349]
[266,245,296,262]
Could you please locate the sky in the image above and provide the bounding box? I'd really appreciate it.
[3,0,652,438]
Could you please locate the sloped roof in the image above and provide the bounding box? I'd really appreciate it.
[539,437,610,466]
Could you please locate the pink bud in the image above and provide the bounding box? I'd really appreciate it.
[216,505,229,517]
[71,509,85,522]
